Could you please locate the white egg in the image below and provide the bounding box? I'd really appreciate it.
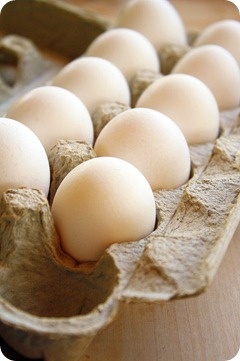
[6,86,94,154]
[51,156,156,262]
[0,117,50,198]
[172,45,240,110]
[136,74,220,145]
[85,28,160,82]
[94,108,191,191]
[115,0,187,52]
[194,19,240,65]
[51,56,131,114]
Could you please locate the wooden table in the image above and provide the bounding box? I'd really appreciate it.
[79,225,240,361]
[0,1,239,360]
[62,1,239,360]
[65,0,240,27]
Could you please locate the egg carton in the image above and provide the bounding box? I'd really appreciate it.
[0,0,240,360]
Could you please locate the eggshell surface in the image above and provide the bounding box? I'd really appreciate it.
[115,0,187,52]
[6,86,94,154]
[172,45,240,110]
[194,20,240,65]
[136,74,220,145]
[94,108,191,190]
[85,28,160,81]
[0,117,50,198]
[51,56,131,114]
[51,156,156,262]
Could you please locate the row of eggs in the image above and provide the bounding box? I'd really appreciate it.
[1,0,240,262]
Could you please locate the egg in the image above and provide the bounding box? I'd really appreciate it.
[172,45,240,110]
[85,28,160,82]
[0,117,50,198]
[115,0,187,52]
[51,156,156,262]
[51,56,131,115]
[136,74,220,145]
[6,86,94,154]
[194,19,240,65]
[94,108,191,191]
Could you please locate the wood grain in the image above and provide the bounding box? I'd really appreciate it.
[0,1,239,360]
[61,1,239,360]
[79,223,240,361]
